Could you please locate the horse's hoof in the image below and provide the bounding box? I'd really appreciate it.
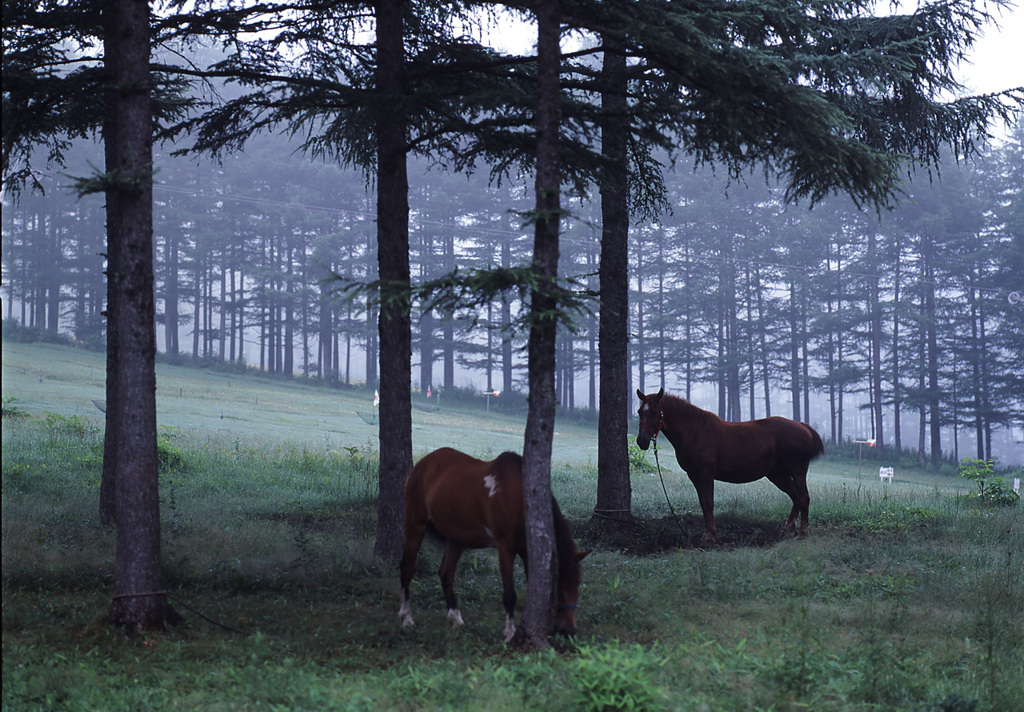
[447,609,465,628]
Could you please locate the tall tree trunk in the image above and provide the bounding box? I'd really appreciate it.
[891,236,902,451]
[789,280,801,421]
[868,223,885,447]
[420,305,434,393]
[636,247,646,394]
[102,0,180,631]
[978,300,991,459]
[922,234,942,465]
[284,241,295,378]
[192,254,202,359]
[219,265,227,362]
[755,266,771,417]
[165,234,179,355]
[373,0,412,565]
[596,35,631,523]
[501,239,513,396]
[519,0,561,649]
[320,273,334,381]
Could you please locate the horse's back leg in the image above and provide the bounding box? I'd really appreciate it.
[793,464,810,537]
[439,542,466,628]
[399,507,428,628]
[497,546,518,642]
[768,466,810,537]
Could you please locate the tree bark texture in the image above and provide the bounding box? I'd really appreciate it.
[373,0,413,565]
[104,0,181,631]
[596,36,631,524]
[519,0,561,649]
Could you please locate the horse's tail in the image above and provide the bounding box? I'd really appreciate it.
[807,424,825,458]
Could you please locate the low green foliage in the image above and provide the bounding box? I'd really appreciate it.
[627,437,656,475]
[2,394,29,419]
[958,457,1020,508]
[571,641,667,711]
[41,410,98,442]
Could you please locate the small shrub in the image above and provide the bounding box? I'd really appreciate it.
[958,458,1019,508]
[571,641,667,712]
[2,395,29,419]
[41,411,98,442]
[627,438,655,475]
[157,436,187,474]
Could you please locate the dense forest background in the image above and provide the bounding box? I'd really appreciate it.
[3,122,1023,467]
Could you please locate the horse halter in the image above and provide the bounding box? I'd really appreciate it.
[639,404,665,444]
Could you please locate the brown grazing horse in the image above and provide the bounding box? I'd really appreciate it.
[399,447,588,642]
[636,388,825,542]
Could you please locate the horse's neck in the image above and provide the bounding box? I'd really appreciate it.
[661,396,704,446]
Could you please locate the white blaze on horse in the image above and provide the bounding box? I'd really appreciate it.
[399,447,588,642]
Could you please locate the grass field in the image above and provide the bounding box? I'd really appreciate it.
[3,341,1022,711]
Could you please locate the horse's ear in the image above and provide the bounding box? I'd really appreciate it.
[636,389,644,400]
[656,387,664,399]
[578,550,591,562]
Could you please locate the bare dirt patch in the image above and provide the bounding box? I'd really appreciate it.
[573,513,791,556]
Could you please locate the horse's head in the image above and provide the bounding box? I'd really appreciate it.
[635,387,665,450]
[553,549,589,637]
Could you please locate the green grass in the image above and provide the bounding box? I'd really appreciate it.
[3,342,1023,711]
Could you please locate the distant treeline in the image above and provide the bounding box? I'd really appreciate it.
[3,128,1022,466]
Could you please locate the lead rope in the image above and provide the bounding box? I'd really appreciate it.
[112,590,243,634]
[651,429,688,538]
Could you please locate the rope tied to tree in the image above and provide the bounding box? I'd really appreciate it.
[112,590,244,634]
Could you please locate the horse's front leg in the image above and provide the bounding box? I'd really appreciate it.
[688,471,717,543]
[439,542,465,628]
[497,547,517,643]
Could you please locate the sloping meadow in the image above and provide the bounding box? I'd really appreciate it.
[2,348,1022,711]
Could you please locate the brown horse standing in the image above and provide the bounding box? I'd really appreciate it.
[636,388,825,542]
[399,447,587,642]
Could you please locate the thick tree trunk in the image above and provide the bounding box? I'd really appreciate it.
[373,0,413,565]
[595,36,631,524]
[519,0,561,649]
[103,0,181,631]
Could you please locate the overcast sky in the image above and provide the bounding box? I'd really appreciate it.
[960,4,1024,95]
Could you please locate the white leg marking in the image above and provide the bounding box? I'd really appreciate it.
[399,594,415,628]
[447,608,465,628]
[504,616,516,643]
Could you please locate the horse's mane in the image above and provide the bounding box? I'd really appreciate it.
[662,393,722,427]
[552,498,581,583]
[493,451,524,469]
